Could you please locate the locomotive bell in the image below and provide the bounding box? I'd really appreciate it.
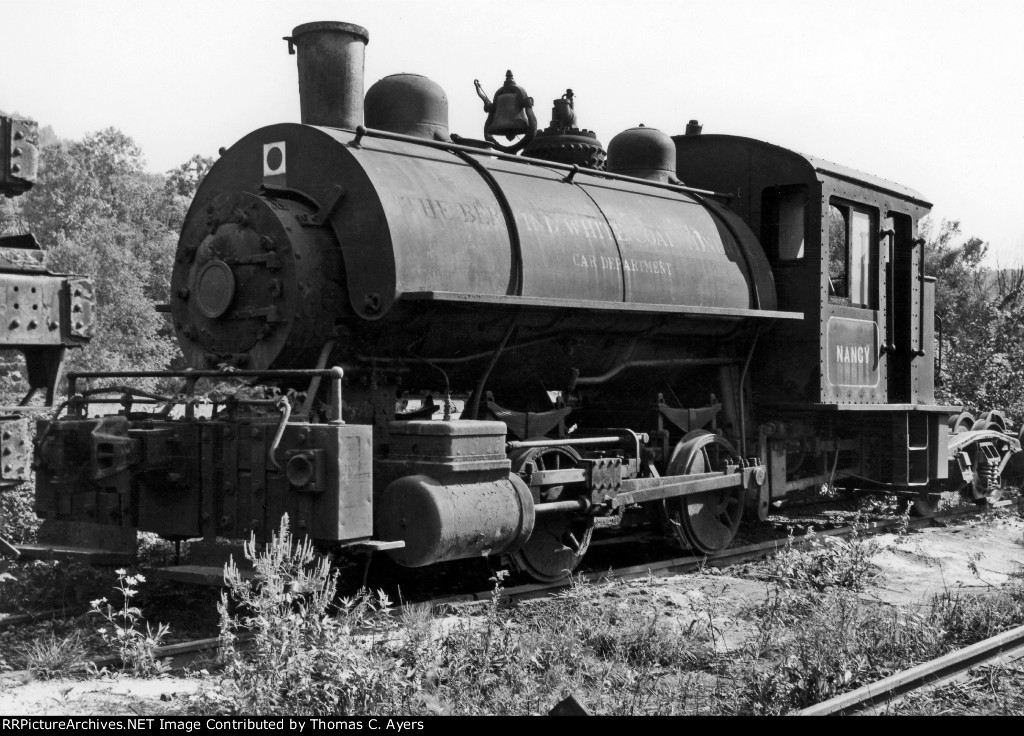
[491,94,530,138]
[475,70,537,152]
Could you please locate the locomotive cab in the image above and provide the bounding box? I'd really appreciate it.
[673,135,1008,507]
[674,136,937,402]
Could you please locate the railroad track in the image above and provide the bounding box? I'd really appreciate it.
[0,502,1007,685]
[0,636,226,686]
[433,502,1003,607]
[799,623,1024,715]
[0,607,77,631]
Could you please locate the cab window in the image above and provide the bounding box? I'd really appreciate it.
[828,200,876,308]
[760,185,806,261]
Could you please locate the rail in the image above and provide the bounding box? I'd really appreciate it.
[800,622,1024,715]
[430,503,998,607]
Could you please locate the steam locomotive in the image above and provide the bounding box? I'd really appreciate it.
[23,21,1022,582]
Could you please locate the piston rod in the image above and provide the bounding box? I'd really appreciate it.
[507,436,622,450]
[534,498,591,516]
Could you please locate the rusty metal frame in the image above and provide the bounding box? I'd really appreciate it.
[613,467,760,507]
[65,368,346,423]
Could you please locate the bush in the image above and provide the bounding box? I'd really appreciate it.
[214,515,430,715]
[769,521,879,593]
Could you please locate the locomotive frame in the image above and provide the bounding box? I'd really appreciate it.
[18,21,1022,582]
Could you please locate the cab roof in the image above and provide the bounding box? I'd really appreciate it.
[673,133,932,209]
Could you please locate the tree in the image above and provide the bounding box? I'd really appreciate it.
[163,154,214,232]
[165,154,215,198]
[16,127,205,384]
[925,218,1024,423]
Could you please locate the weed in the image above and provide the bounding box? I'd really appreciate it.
[768,519,879,594]
[215,515,427,716]
[735,564,1024,714]
[587,609,699,668]
[435,570,528,713]
[818,482,839,500]
[91,569,170,676]
[429,574,714,715]
[744,584,788,659]
[925,587,1024,650]
[16,630,88,678]
[737,591,905,713]
[897,500,912,535]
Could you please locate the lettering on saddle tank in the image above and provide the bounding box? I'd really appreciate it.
[571,253,673,274]
[397,195,725,255]
[398,196,503,226]
[518,211,724,254]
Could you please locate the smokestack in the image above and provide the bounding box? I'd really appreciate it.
[285,21,369,129]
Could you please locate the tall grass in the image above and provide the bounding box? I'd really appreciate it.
[200,511,1024,716]
[732,521,1024,714]
[16,630,88,678]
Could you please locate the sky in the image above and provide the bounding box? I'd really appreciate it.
[4,0,1023,265]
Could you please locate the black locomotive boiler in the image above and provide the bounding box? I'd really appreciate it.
[25,21,1022,581]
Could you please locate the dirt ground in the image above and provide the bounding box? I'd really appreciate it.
[2,511,1022,716]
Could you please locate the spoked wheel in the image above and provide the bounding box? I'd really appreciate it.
[509,444,594,583]
[662,430,743,555]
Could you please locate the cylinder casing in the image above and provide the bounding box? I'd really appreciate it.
[376,473,535,566]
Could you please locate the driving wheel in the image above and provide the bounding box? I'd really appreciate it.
[663,430,743,555]
[509,444,594,583]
